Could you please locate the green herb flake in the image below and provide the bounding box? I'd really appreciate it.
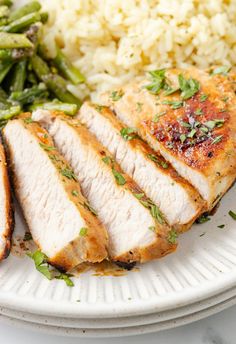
[195,108,203,115]
[200,94,208,102]
[211,66,231,76]
[204,119,225,130]
[23,232,32,241]
[120,127,137,141]
[55,273,74,287]
[162,100,183,109]
[102,156,112,165]
[199,232,206,237]
[60,168,77,181]
[229,210,236,220]
[180,134,186,143]
[188,128,197,138]
[222,97,229,103]
[95,105,105,113]
[39,143,55,151]
[211,135,223,145]
[181,121,191,128]
[133,193,145,200]
[152,111,166,122]
[83,202,98,216]
[217,224,225,229]
[163,86,179,96]
[71,190,79,197]
[150,204,164,224]
[147,153,168,169]
[79,227,88,236]
[145,69,166,95]
[112,168,126,185]
[167,230,178,244]
[148,226,156,232]
[23,117,33,124]
[178,74,200,100]
[110,90,124,101]
[196,214,210,224]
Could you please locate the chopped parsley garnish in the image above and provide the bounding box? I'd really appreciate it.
[200,126,209,133]
[152,111,166,122]
[23,117,33,124]
[150,204,164,224]
[229,210,236,220]
[27,250,74,287]
[120,127,137,141]
[39,143,55,151]
[195,108,203,115]
[95,105,105,113]
[199,232,206,237]
[79,227,88,236]
[204,119,225,130]
[102,156,112,165]
[211,135,223,145]
[133,193,145,200]
[211,66,231,76]
[112,168,126,185]
[147,153,169,169]
[23,232,32,241]
[60,168,77,181]
[71,190,79,197]
[180,134,186,143]
[166,141,174,149]
[188,128,197,138]
[83,202,98,216]
[181,121,191,128]
[196,214,210,224]
[148,226,156,232]
[200,94,208,102]
[145,69,166,95]
[217,224,225,229]
[110,90,124,101]
[222,97,229,103]
[163,86,179,96]
[167,230,178,244]
[136,102,143,112]
[162,100,183,109]
[178,74,200,100]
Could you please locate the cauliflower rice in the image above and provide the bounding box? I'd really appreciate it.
[39,0,236,101]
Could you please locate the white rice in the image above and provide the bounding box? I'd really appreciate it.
[39,0,236,101]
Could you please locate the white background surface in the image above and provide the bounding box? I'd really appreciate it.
[1,305,236,344]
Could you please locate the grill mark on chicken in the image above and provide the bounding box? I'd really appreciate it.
[78,102,204,230]
[3,114,108,271]
[33,110,177,264]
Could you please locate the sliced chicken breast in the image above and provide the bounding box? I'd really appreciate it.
[0,141,14,261]
[33,110,177,264]
[3,115,108,271]
[102,67,236,209]
[78,102,204,231]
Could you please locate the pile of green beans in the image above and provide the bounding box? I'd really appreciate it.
[0,1,85,122]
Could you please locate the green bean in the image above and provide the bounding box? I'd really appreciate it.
[29,101,78,116]
[31,54,82,106]
[10,84,49,105]
[53,47,85,84]
[0,48,32,61]
[0,60,12,82]
[43,74,82,107]
[0,32,33,48]
[10,60,27,92]
[2,12,41,33]
[30,54,50,76]
[9,1,41,22]
[0,105,21,120]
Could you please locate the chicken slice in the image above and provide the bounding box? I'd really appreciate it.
[3,115,108,271]
[33,110,177,264]
[0,141,14,261]
[102,67,236,209]
[78,102,204,231]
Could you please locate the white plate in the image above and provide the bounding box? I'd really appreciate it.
[0,185,235,319]
[1,284,236,329]
[0,294,236,338]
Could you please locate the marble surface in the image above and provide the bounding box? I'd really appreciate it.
[0,305,236,343]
